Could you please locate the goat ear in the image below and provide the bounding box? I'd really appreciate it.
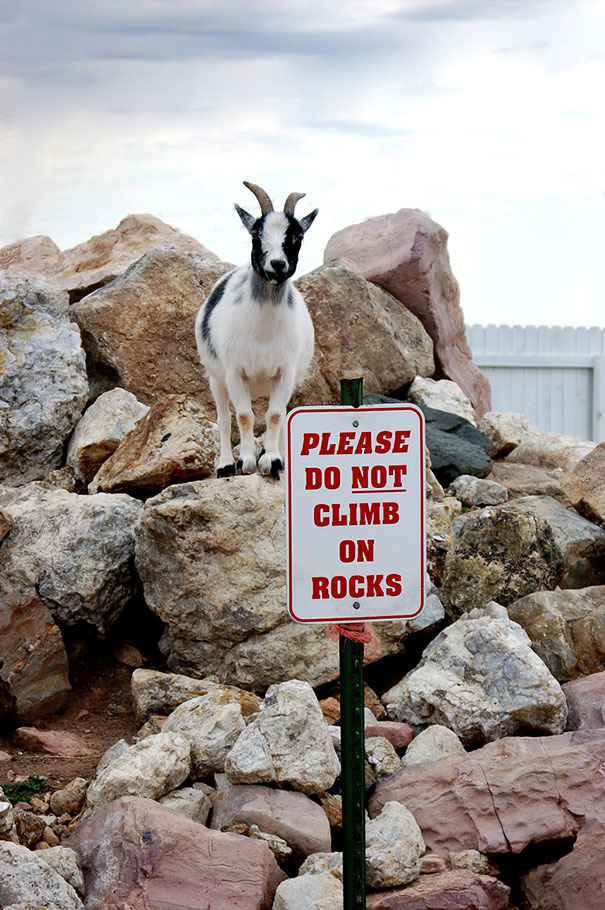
[234,203,256,233]
[298,208,318,234]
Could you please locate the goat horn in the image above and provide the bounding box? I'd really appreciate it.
[243,181,274,215]
[283,192,305,215]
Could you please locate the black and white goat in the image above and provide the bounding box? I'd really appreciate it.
[195,181,318,478]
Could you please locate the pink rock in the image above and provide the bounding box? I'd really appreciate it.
[520,820,605,910]
[68,795,286,909]
[210,784,331,856]
[366,869,510,909]
[324,209,491,418]
[13,727,97,756]
[562,672,605,730]
[365,722,414,751]
[368,730,605,855]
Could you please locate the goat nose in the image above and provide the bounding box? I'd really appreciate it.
[270,259,286,272]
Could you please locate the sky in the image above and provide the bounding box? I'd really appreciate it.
[1,0,604,328]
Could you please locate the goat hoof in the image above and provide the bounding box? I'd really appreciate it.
[236,456,257,475]
[217,464,236,478]
[258,453,283,479]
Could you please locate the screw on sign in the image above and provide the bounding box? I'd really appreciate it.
[285,403,425,624]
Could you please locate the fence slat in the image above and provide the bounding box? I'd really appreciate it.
[466,324,605,442]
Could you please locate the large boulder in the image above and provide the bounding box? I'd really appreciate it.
[0,594,70,722]
[520,820,605,910]
[0,272,88,484]
[161,690,246,779]
[224,680,340,795]
[0,483,143,637]
[419,405,492,486]
[369,729,605,855]
[89,394,216,496]
[407,376,476,425]
[562,672,605,730]
[508,586,605,681]
[324,209,491,417]
[130,668,261,721]
[365,870,510,909]
[293,258,434,406]
[0,841,83,909]
[478,410,539,458]
[506,433,595,472]
[0,214,219,302]
[382,603,567,746]
[365,801,425,889]
[72,246,232,405]
[441,502,564,614]
[134,474,444,690]
[561,441,605,525]
[486,462,572,505]
[68,796,286,909]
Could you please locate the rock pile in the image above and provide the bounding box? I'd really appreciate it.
[1,211,604,908]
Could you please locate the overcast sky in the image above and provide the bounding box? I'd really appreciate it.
[1,0,603,327]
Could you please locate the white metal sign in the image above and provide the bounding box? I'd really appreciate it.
[285,404,425,623]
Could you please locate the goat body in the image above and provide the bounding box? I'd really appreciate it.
[195,183,317,478]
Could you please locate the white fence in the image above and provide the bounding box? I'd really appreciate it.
[466,324,605,443]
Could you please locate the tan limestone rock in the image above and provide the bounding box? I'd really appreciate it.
[506,432,596,472]
[560,441,605,525]
[324,209,491,417]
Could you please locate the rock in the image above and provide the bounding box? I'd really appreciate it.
[478,411,539,457]
[407,376,477,425]
[506,432,596,472]
[487,462,571,504]
[447,475,508,507]
[68,795,285,909]
[161,690,245,779]
[383,603,567,746]
[508,586,605,681]
[365,737,402,779]
[89,394,216,495]
[95,739,129,776]
[561,441,605,525]
[426,497,462,585]
[48,780,88,818]
[421,405,492,486]
[210,784,331,856]
[225,680,340,795]
[510,495,605,589]
[85,732,191,813]
[448,850,491,875]
[318,793,343,832]
[0,214,220,302]
[222,822,292,861]
[324,209,491,416]
[13,728,96,757]
[299,851,343,880]
[419,854,449,875]
[402,726,466,766]
[72,246,232,406]
[0,841,83,909]
[158,787,211,824]
[441,502,564,614]
[562,672,605,730]
[13,808,46,847]
[130,667,261,720]
[365,801,425,889]
[365,869,510,909]
[0,483,143,637]
[0,787,17,843]
[293,258,434,406]
[369,729,605,854]
[274,872,343,910]
[0,593,71,722]
[113,642,144,668]
[37,846,85,897]
[365,722,414,752]
[66,387,149,483]
[135,475,445,690]
[0,272,88,484]
[519,820,605,910]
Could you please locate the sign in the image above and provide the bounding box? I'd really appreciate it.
[285,404,425,623]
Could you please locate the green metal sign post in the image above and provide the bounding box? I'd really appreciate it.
[339,377,367,910]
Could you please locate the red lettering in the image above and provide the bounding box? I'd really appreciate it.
[337,432,356,455]
[375,430,392,454]
[393,430,410,453]
[359,502,381,524]
[350,575,365,598]
[366,574,385,596]
[312,577,329,598]
[357,539,375,561]
[300,433,319,455]
[331,576,347,598]
[351,465,368,489]
[389,464,407,486]
[355,431,373,454]
[319,433,336,455]
[313,504,330,527]
[305,467,322,489]
[383,502,400,524]
[386,573,403,596]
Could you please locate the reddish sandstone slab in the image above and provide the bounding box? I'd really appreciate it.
[13,727,97,756]
[366,869,510,909]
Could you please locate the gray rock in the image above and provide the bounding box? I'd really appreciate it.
[421,406,492,486]
[383,603,567,746]
[162,691,245,779]
[66,387,149,483]
[37,846,85,897]
[0,483,142,637]
[86,732,191,813]
[365,736,403,779]
[448,474,508,507]
[449,849,491,875]
[299,852,344,880]
[274,872,343,910]
[479,411,539,457]
[95,738,129,776]
[225,680,340,795]
[0,841,83,909]
[158,787,211,825]
[408,376,477,425]
[402,725,466,766]
[365,801,424,889]
[0,272,88,485]
[130,667,261,720]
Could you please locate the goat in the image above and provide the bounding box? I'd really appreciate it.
[195,181,318,478]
